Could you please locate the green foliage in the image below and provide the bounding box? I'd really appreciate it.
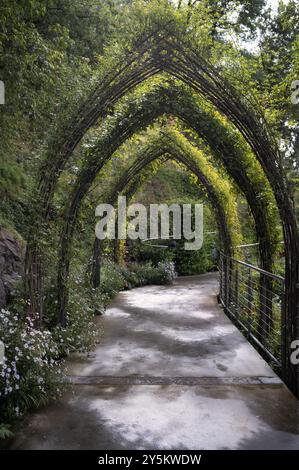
[129,239,175,265]
[258,1,299,221]
[174,238,217,276]
[0,423,13,440]
[126,261,177,286]
[52,289,101,357]
[0,0,295,434]
[100,259,128,299]
[100,258,177,293]
[0,0,130,229]
[0,308,65,425]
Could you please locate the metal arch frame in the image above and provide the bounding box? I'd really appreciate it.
[26,24,298,395]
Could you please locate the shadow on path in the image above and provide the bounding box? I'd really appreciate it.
[9,273,299,450]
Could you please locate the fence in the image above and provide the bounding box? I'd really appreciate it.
[219,252,285,375]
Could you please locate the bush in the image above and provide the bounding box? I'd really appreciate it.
[127,236,217,277]
[97,258,177,296]
[173,239,217,275]
[157,261,177,284]
[0,258,176,434]
[127,261,177,286]
[99,258,177,293]
[51,267,103,356]
[99,259,127,297]
[0,308,65,425]
[118,265,141,289]
[129,239,174,265]
[51,297,101,358]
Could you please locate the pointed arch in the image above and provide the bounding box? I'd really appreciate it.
[27,18,298,394]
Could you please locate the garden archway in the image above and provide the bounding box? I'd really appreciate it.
[28,14,298,394]
[90,129,243,288]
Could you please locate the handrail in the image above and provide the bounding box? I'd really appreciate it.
[219,252,285,377]
[236,241,284,248]
[220,252,285,283]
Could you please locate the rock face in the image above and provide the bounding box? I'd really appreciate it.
[0,229,24,308]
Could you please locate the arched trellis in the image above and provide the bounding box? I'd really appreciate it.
[91,158,172,286]
[112,157,171,268]
[58,125,245,325]
[92,131,276,342]
[91,156,168,286]
[90,132,242,290]
[58,127,242,324]
[27,18,298,394]
[55,87,278,326]
[27,84,280,333]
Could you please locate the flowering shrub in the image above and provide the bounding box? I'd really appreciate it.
[52,289,101,357]
[98,259,177,290]
[0,309,65,424]
[0,259,175,434]
[126,261,177,286]
[157,261,177,284]
[47,264,103,357]
[100,259,127,297]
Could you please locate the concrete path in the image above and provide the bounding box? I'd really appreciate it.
[9,273,299,449]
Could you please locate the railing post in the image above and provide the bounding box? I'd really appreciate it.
[225,256,230,311]
[247,268,253,338]
[219,254,224,302]
[258,272,273,342]
[235,266,239,311]
[280,281,286,382]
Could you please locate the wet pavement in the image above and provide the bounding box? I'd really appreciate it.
[9,273,299,449]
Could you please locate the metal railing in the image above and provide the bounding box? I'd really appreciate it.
[219,252,285,374]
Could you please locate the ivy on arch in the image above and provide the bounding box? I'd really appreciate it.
[25,2,298,394]
[90,127,243,286]
[54,85,279,326]
[57,125,243,326]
